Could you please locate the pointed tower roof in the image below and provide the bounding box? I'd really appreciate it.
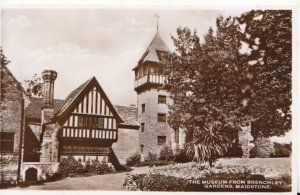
[134,33,169,69]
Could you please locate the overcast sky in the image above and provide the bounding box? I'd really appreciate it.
[1,9,249,105]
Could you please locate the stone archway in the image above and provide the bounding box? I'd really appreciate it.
[25,167,38,182]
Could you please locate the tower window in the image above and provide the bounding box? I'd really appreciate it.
[0,132,14,153]
[158,95,167,104]
[141,123,145,132]
[158,113,167,123]
[140,144,144,153]
[157,136,166,145]
[141,104,145,113]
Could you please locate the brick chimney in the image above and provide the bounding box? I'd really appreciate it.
[41,70,57,124]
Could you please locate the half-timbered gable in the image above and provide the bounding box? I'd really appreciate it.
[53,77,123,162]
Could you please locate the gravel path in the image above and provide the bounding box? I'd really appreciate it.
[12,171,129,191]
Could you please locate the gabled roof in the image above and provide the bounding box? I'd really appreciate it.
[133,33,169,70]
[25,97,64,120]
[55,77,123,122]
[56,77,93,116]
[1,64,26,94]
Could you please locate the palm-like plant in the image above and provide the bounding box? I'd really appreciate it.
[186,122,231,167]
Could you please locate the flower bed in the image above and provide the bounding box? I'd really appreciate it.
[123,158,291,192]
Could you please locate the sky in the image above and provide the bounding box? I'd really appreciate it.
[0,8,291,143]
[1,9,247,106]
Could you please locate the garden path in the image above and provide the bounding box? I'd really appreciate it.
[11,170,131,190]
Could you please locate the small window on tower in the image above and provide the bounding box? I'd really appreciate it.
[142,104,145,113]
[141,123,145,132]
[157,136,166,145]
[140,144,144,153]
[158,95,167,104]
[158,113,167,123]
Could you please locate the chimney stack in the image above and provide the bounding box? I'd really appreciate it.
[41,70,57,124]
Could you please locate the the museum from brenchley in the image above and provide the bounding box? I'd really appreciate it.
[0,32,190,182]
[1,32,254,183]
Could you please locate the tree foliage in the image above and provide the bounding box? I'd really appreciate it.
[238,10,292,138]
[163,10,291,144]
[24,73,43,97]
[0,47,10,66]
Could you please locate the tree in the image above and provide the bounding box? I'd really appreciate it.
[0,47,10,66]
[163,10,291,163]
[237,10,291,139]
[24,73,43,97]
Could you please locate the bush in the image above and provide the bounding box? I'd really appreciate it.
[226,146,243,158]
[158,146,174,161]
[128,174,189,191]
[88,160,114,175]
[174,147,190,163]
[58,156,84,177]
[126,153,141,166]
[273,142,291,157]
[144,152,157,162]
[58,156,114,177]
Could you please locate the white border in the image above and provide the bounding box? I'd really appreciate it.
[0,1,299,195]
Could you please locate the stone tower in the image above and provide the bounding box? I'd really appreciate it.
[133,32,175,156]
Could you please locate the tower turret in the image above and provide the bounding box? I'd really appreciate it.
[133,33,174,156]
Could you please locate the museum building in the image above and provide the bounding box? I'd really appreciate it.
[0,32,186,182]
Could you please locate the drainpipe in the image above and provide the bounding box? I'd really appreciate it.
[17,98,25,183]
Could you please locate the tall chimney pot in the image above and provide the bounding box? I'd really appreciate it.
[41,70,57,125]
[42,70,57,108]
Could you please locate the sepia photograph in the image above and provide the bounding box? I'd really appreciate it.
[0,2,295,193]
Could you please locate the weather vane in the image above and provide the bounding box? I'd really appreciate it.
[154,13,160,32]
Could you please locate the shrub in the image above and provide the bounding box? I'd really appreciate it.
[226,146,243,158]
[144,152,157,162]
[58,156,84,177]
[186,122,231,166]
[158,146,174,161]
[131,174,189,191]
[126,153,141,166]
[144,160,174,167]
[58,156,114,177]
[174,147,190,163]
[273,142,291,157]
[88,160,114,175]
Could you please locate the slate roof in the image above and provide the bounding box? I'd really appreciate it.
[114,105,139,127]
[25,97,64,119]
[25,98,139,128]
[56,77,93,115]
[133,33,169,70]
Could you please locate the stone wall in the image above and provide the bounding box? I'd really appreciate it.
[254,137,275,158]
[238,125,254,158]
[0,65,24,182]
[137,89,173,156]
[112,128,139,164]
[20,162,59,181]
